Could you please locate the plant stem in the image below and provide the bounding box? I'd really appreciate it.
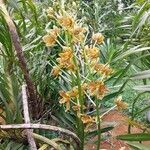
[22,85,37,150]
[96,99,101,150]
[0,0,41,119]
[72,51,84,149]
[128,93,144,133]
[65,30,84,149]
[33,133,61,150]
[0,123,80,148]
[74,60,84,150]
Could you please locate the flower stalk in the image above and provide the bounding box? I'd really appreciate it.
[96,99,101,150]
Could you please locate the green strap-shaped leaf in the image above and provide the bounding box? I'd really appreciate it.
[133,85,150,91]
[131,70,150,80]
[86,126,114,138]
[127,142,150,150]
[114,46,150,62]
[117,133,150,141]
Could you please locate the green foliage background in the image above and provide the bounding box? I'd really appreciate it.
[0,0,150,149]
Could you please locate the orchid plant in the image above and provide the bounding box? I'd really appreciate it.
[42,4,127,150]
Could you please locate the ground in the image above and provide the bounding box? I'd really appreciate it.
[85,110,146,150]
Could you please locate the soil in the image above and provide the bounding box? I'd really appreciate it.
[85,110,148,150]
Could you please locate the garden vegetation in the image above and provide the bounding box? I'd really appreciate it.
[0,0,150,149]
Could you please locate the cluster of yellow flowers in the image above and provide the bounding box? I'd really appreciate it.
[88,81,108,99]
[59,81,108,125]
[43,7,86,46]
[94,63,113,77]
[84,46,100,64]
[114,96,128,111]
[59,86,78,112]
[59,81,106,111]
[83,38,113,78]
[43,26,60,47]
[58,14,86,43]
[43,7,128,126]
[51,46,76,76]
